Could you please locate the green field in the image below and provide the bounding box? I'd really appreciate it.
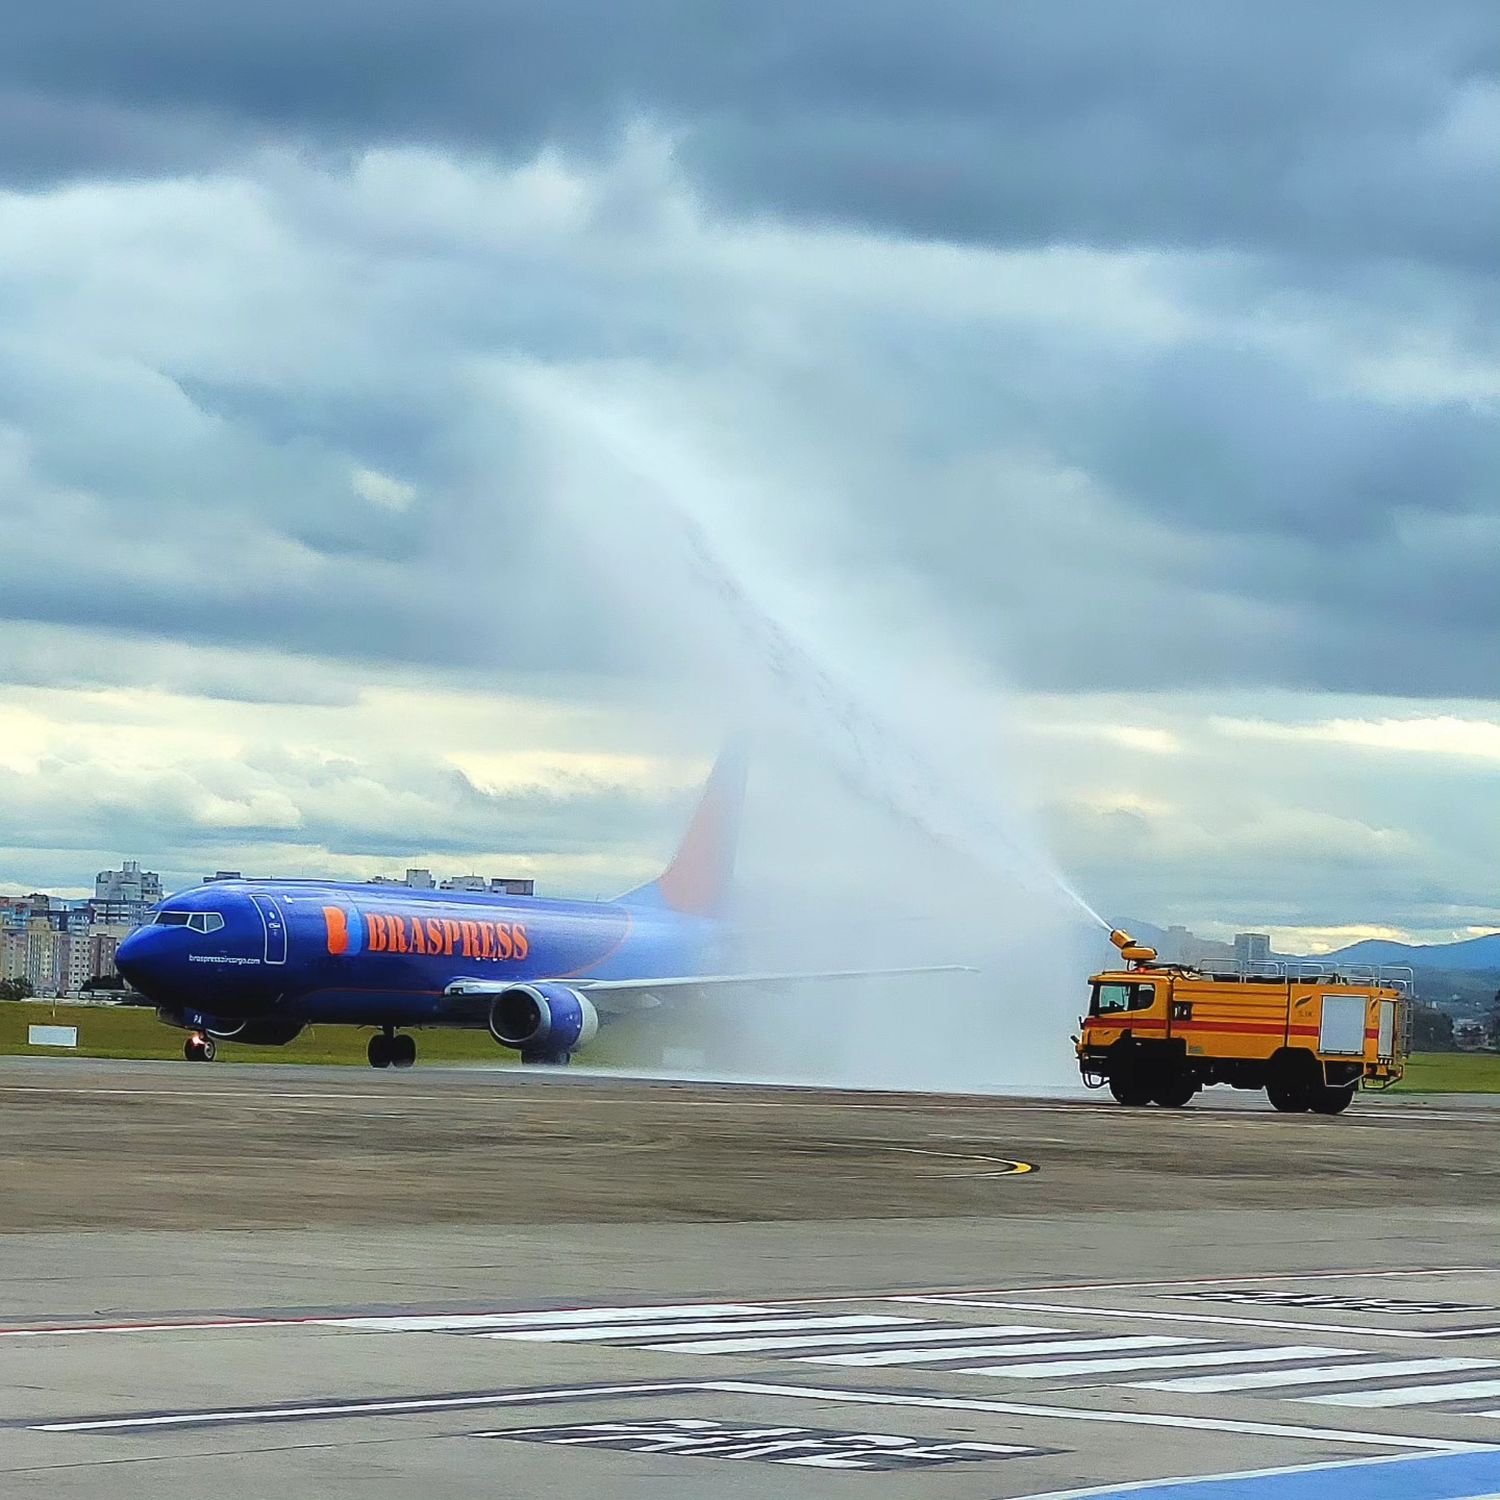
[0,999,651,1068]
[4,1002,1499,1090]
[1390,1050,1500,1094]
[0,999,490,1065]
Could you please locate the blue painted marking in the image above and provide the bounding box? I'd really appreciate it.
[1072,1449,1500,1500]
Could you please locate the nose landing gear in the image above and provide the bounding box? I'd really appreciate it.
[184,1034,216,1062]
[367,1028,417,1069]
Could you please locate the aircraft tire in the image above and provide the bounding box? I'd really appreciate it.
[367,1034,393,1069]
[184,1036,212,1062]
[521,1049,571,1067]
[392,1034,417,1069]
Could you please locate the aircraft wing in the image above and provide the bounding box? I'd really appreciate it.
[444,965,977,1015]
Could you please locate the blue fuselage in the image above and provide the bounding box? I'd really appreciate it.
[114,880,710,1035]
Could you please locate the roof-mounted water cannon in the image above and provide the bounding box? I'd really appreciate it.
[1109,928,1158,967]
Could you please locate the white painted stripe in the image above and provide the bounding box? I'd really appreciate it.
[801,1335,1202,1368]
[901,1297,1483,1341]
[323,1304,771,1333]
[1144,1357,1497,1394]
[965,1345,1347,1381]
[482,1314,909,1343]
[0,1317,306,1340]
[645,1323,1064,1354]
[699,1380,1479,1450]
[1305,1378,1500,1408]
[33,1383,694,1432]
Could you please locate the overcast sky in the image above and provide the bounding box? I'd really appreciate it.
[1,2,1496,951]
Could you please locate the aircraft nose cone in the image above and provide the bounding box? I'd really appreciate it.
[114,928,156,993]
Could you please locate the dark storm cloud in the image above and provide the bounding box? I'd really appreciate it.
[1,7,1495,705]
[1071,345,1496,542]
[6,1,1497,267]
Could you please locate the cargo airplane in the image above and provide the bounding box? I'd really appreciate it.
[115,753,961,1066]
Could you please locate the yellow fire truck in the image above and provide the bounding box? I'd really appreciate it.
[1076,930,1409,1113]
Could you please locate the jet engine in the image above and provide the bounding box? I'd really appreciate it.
[487,983,599,1055]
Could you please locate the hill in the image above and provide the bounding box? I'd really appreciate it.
[1323,931,1500,972]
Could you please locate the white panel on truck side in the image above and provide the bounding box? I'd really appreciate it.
[1377,999,1397,1060]
[1319,993,1366,1056]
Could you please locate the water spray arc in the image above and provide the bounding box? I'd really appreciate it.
[506,367,1107,934]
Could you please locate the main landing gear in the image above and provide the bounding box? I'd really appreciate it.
[184,1033,216,1062]
[368,1027,417,1069]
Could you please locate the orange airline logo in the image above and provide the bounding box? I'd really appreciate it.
[323,906,527,962]
[324,906,354,956]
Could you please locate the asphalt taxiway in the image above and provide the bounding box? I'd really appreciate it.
[3,1058,1498,1498]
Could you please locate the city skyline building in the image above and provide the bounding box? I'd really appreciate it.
[92,860,162,927]
[1234,931,1273,968]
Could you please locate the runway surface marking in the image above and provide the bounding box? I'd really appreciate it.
[964,1268,1500,1296]
[1164,1292,1500,1316]
[482,1416,1048,1470]
[24,1382,696,1431]
[1140,1359,1497,1394]
[1304,1378,1500,1409]
[6,1265,1493,1342]
[22,1375,1480,1451]
[701,1381,1482,1448]
[902,1297,1500,1340]
[311,1293,1500,1415]
[793,1335,1206,1368]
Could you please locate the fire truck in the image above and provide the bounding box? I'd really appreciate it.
[1076,930,1410,1113]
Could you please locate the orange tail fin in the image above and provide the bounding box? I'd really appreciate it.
[619,747,746,917]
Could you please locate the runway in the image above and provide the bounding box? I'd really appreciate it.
[3,1058,1499,1498]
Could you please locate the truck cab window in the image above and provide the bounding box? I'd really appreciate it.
[1092,982,1156,1014]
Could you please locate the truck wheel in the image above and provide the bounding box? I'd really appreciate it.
[1309,1084,1356,1115]
[1151,1073,1198,1108]
[1108,1073,1153,1107]
[1267,1078,1308,1112]
[1267,1050,1318,1113]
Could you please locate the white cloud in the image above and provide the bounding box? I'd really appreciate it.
[350,465,418,512]
[1269,924,1420,955]
[1029,719,1185,755]
[1215,713,1500,762]
[0,671,696,896]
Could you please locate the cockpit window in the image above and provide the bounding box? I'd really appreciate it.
[152,910,224,933]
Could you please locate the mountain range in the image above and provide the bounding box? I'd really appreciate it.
[1318,932,1500,972]
[1127,923,1500,973]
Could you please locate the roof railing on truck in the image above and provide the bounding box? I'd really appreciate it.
[1190,958,1416,995]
